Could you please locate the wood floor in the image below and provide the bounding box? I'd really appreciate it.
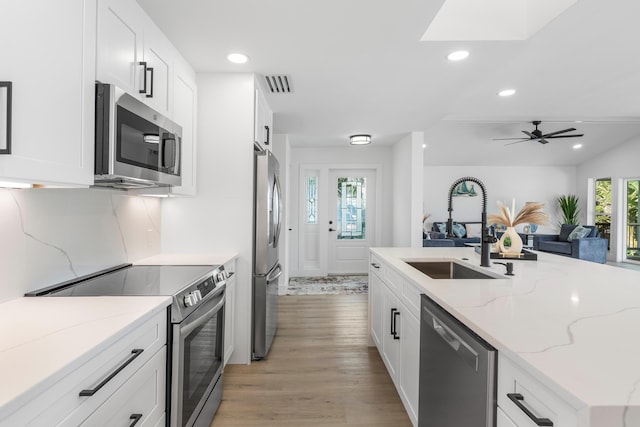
[210,294,412,426]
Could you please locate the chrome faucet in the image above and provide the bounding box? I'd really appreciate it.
[447,176,497,267]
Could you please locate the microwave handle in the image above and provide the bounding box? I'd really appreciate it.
[161,134,180,174]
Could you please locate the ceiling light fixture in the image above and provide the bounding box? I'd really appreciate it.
[227,53,248,64]
[422,144,427,148]
[447,50,469,61]
[349,134,371,145]
[573,143,583,149]
[498,89,516,97]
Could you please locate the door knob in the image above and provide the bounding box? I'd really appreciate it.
[329,228,336,232]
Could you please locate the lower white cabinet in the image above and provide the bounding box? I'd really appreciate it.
[224,259,237,364]
[0,309,167,426]
[80,347,166,426]
[369,256,420,426]
[498,353,580,427]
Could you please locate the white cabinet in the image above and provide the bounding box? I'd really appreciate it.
[381,286,401,379]
[369,254,420,426]
[166,57,197,196]
[369,264,384,348]
[97,0,173,117]
[80,347,166,427]
[497,407,519,427]
[224,259,237,364]
[0,310,167,426]
[254,88,273,151]
[398,308,420,424]
[0,0,96,186]
[498,353,580,427]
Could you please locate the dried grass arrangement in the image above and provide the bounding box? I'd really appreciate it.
[488,200,549,228]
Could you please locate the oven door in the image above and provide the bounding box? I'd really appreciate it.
[171,288,225,427]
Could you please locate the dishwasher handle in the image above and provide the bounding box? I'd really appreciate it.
[431,316,479,372]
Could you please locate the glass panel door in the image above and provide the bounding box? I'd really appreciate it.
[626,179,640,262]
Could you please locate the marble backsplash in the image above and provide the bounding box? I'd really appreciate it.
[0,188,161,303]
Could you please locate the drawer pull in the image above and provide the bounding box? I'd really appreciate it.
[507,393,554,426]
[79,349,144,397]
[129,414,143,426]
[371,263,380,269]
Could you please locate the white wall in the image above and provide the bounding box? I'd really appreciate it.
[288,145,393,277]
[0,188,161,303]
[161,73,255,364]
[577,137,640,261]
[392,132,424,247]
[423,165,577,234]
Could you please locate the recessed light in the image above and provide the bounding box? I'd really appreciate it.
[422,144,427,148]
[498,89,516,97]
[447,50,469,61]
[349,134,371,145]
[573,144,583,149]
[227,53,248,64]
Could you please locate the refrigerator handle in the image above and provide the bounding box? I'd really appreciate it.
[266,264,283,284]
[273,174,283,248]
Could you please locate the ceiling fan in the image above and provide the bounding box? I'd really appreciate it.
[494,120,584,145]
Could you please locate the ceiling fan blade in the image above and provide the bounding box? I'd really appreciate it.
[522,131,536,138]
[546,134,584,139]
[492,137,530,140]
[542,128,576,137]
[505,140,529,146]
[538,139,549,144]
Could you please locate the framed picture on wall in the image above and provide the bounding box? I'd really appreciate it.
[0,81,12,155]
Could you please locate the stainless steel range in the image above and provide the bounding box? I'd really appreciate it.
[27,264,227,427]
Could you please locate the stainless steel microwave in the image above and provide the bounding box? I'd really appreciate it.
[94,82,182,189]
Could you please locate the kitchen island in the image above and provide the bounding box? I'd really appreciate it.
[371,247,640,427]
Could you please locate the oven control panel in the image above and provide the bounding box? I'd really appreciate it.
[181,266,226,308]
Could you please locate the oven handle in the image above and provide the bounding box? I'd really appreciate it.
[180,295,225,337]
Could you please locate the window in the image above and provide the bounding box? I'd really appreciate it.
[595,178,611,249]
[336,177,366,239]
[306,175,318,224]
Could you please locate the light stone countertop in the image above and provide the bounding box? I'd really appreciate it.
[0,296,171,419]
[134,252,238,266]
[371,246,640,426]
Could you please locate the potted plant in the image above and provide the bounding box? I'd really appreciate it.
[557,194,580,225]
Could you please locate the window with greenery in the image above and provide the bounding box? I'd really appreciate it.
[627,179,639,261]
[595,178,612,249]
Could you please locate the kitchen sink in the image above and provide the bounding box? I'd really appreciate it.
[405,260,499,280]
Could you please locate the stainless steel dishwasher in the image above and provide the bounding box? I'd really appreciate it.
[419,294,496,427]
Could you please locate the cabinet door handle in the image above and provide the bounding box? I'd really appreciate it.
[370,263,380,269]
[138,61,148,94]
[79,349,144,397]
[393,310,400,340]
[129,414,143,426]
[264,125,270,145]
[146,67,154,98]
[507,393,554,426]
[390,308,397,336]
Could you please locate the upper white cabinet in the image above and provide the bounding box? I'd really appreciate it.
[166,57,197,196]
[97,0,173,117]
[0,0,96,186]
[254,87,273,151]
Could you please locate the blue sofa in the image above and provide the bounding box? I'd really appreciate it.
[426,221,481,247]
[534,224,608,264]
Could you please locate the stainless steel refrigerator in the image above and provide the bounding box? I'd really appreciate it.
[252,149,283,359]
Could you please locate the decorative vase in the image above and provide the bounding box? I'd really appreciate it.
[499,227,523,254]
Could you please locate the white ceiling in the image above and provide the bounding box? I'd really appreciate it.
[137,0,640,166]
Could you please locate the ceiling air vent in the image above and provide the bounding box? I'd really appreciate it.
[264,75,292,93]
